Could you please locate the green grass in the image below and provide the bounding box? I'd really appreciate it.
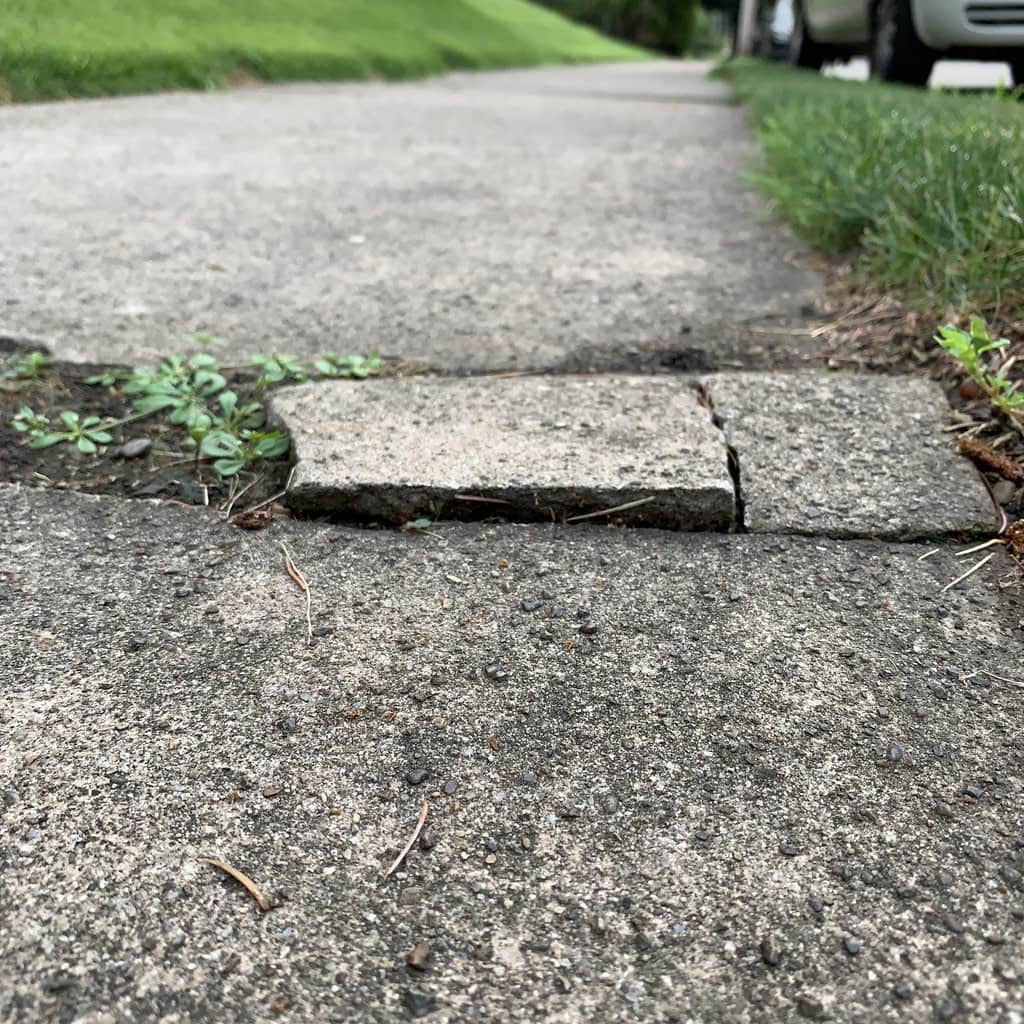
[0,0,647,102]
[721,59,1024,321]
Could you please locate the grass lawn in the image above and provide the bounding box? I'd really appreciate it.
[0,0,646,102]
[721,59,1024,323]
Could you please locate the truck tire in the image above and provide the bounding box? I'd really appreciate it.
[788,1,829,70]
[1012,59,1024,87]
[870,0,935,86]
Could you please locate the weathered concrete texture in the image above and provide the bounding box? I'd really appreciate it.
[271,375,735,528]
[705,372,995,540]
[0,61,820,372]
[2,485,1023,1023]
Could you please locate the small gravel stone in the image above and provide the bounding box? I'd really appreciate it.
[1000,865,1022,887]
[886,742,904,763]
[406,769,429,786]
[442,780,458,796]
[935,801,955,819]
[893,980,914,1002]
[40,973,76,993]
[780,842,800,857]
[943,915,965,934]
[401,990,436,1018]
[760,934,783,966]
[962,784,983,800]
[894,883,916,900]
[126,633,148,651]
[520,598,542,613]
[418,830,436,851]
[119,438,153,459]
[276,717,298,735]
[579,624,599,636]
[796,994,829,1020]
[398,887,423,907]
[312,624,335,637]
[517,770,538,786]
[842,935,862,955]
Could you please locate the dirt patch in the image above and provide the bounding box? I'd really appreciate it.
[0,359,291,512]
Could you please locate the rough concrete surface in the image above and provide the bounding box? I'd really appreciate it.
[0,61,820,372]
[2,484,1023,1023]
[271,375,734,528]
[705,373,995,540]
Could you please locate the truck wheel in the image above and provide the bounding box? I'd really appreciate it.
[788,1,829,70]
[870,0,935,86]
[1012,59,1024,87]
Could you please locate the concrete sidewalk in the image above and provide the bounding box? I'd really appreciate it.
[1,59,1022,1024]
[1,485,1021,1023]
[0,61,817,373]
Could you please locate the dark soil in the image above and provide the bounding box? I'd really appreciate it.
[0,357,291,512]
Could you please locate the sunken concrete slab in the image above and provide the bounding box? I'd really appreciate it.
[704,372,994,540]
[0,61,819,373]
[1,484,1022,1022]
[270,376,736,529]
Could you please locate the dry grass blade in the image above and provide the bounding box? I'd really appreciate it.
[955,539,1006,558]
[565,496,655,523]
[383,802,429,880]
[199,856,276,911]
[235,466,297,520]
[280,541,313,645]
[221,474,262,520]
[452,493,512,505]
[941,552,996,594]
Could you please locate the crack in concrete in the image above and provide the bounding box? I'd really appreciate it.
[697,381,746,534]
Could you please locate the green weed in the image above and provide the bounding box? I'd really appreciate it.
[0,350,50,387]
[936,316,1024,420]
[10,337,381,479]
[18,409,114,454]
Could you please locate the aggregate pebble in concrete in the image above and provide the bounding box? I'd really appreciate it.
[0,61,819,372]
[271,375,735,528]
[1,484,1023,1023]
[704,372,994,539]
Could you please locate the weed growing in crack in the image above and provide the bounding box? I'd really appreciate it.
[8,337,381,480]
[17,409,114,453]
[0,350,50,387]
[936,316,1024,424]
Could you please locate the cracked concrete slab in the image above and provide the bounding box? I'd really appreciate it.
[270,375,735,528]
[0,61,820,372]
[704,372,994,540]
[1,485,1022,1023]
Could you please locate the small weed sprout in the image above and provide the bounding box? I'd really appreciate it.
[1,350,50,386]
[314,352,382,379]
[29,410,114,453]
[936,316,1023,421]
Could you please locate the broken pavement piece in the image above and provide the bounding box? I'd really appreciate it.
[270,376,735,530]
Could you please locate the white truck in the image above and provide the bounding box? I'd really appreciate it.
[760,0,1024,86]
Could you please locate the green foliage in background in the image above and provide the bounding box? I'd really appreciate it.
[0,0,646,102]
[722,59,1024,320]
[535,0,705,56]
